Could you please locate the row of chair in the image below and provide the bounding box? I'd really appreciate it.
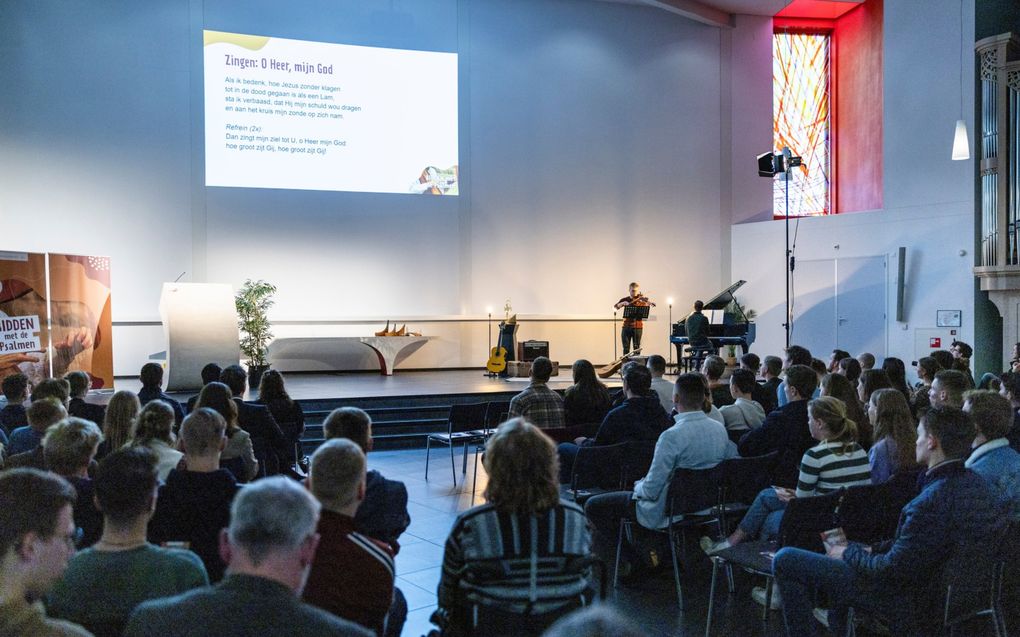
[424,401,509,486]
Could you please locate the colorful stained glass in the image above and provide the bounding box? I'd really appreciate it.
[773,32,830,217]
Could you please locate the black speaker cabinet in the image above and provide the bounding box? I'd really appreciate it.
[517,340,550,362]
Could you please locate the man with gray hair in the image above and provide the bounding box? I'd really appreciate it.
[125,476,371,636]
[304,439,397,636]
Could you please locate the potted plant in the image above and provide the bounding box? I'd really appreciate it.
[235,279,277,390]
[725,344,738,367]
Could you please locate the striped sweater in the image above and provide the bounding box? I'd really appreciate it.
[796,440,872,497]
[437,501,593,628]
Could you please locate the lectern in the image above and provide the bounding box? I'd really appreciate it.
[159,283,239,391]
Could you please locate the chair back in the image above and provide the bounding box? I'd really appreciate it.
[449,402,488,434]
[775,489,842,552]
[666,467,723,521]
[570,442,629,492]
[938,519,1010,631]
[715,451,779,505]
[484,401,511,431]
[622,440,657,488]
[834,469,920,544]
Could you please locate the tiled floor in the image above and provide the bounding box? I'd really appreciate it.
[371,447,790,637]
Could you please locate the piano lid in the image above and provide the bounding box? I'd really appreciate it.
[701,280,748,311]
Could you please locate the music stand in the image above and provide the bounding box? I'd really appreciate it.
[622,305,650,321]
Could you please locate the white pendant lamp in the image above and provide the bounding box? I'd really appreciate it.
[953,0,970,161]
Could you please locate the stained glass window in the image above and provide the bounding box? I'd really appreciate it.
[773,31,830,217]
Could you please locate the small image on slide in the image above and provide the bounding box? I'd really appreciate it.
[410,165,458,195]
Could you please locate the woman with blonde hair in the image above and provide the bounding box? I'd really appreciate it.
[867,388,919,484]
[195,381,258,482]
[435,418,593,635]
[98,390,140,459]
[131,399,183,481]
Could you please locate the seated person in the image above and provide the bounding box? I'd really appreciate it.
[776,346,815,408]
[866,389,919,484]
[584,374,736,576]
[820,373,872,449]
[47,447,208,634]
[508,357,564,429]
[0,372,29,435]
[563,359,612,430]
[738,365,819,488]
[647,355,675,414]
[8,379,72,457]
[43,417,104,548]
[856,351,876,371]
[185,363,221,414]
[718,369,766,434]
[758,355,783,415]
[256,370,306,452]
[773,406,1008,637]
[194,382,258,482]
[129,400,183,482]
[998,371,1020,451]
[97,390,141,460]
[3,398,67,470]
[929,368,968,408]
[65,370,105,427]
[220,365,291,474]
[323,408,410,551]
[0,469,90,636]
[702,356,734,408]
[434,419,593,635]
[304,439,397,636]
[963,390,1020,520]
[137,363,184,428]
[912,356,939,417]
[30,377,71,406]
[149,408,240,582]
[124,477,372,637]
[827,349,851,373]
[557,364,670,484]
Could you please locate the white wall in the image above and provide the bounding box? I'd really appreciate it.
[730,0,976,381]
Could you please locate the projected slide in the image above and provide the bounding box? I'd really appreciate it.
[204,31,458,195]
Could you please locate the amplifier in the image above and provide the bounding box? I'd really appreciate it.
[517,340,550,362]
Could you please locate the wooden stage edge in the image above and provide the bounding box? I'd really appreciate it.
[109,368,623,403]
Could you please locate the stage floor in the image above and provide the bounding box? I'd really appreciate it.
[108,369,622,402]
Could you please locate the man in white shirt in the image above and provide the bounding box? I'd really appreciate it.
[646,355,674,413]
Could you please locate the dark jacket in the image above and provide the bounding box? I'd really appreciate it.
[589,395,670,447]
[737,399,814,488]
[0,403,27,435]
[257,398,305,448]
[138,387,185,427]
[233,399,291,472]
[123,574,372,637]
[843,460,1007,628]
[757,378,781,414]
[67,476,103,549]
[148,469,240,582]
[562,385,611,430]
[710,384,734,408]
[356,470,410,553]
[68,397,106,427]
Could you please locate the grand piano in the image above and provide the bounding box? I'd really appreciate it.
[670,280,756,362]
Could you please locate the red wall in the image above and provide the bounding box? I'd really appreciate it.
[834,0,884,213]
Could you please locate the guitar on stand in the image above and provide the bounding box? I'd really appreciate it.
[486,299,516,376]
[597,347,643,379]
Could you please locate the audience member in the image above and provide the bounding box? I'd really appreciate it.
[857,368,892,406]
[65,371,105,427]
[880,357,913,406]
[930,349,954,372]
[702,355,733,407]
[3,398,68,470]
[558,364,669,483]
[543,605,643,637]
[740,352,761,376]
[30,377,71,406]
[563,359,612,429]
[47,447,208,635]
[912,356,939,417]
[809,358,828,381]
[44,417,104,548]
[508,357,565,429]
[719,368,765,434]
[739,365,818,488]
[323,407,410,550]
[856,352,875,371]
[819,373,871,448]
[827,349,851,373]
[149,408,240,582]
[195,382,258,482]
[697,372,727,425]
[759,355,783,414]
[999,371,1020,451]
[304,439,397,636]
[929,368,968,408]
[435,419,593,635]
[867,389,919,484]
[7,397,66,457]
[130,400,183,481]
[773,406,1007,636]
[776,345,814,408]
[185,363,222,414]
[585,374,736,577]
[0,469,89,636]
[963,390,1020,520]
[950,339,973,361]
[97,390,140,460]
[646,355,674,414]
[124,477,372,636]
[256,369,306,453]
[220,364,291,474]
[0,372,29,435]
[137,363,184,427]
[837,356,863,388]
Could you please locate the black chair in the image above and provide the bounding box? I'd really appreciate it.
[425,402,488,486]
[614,467,724,609]
[621,440,657,488]
[703,489,842,636]
[833,471,920,545]
[564,442,629,504]
[713,451,779,536]
[219,456,248,483]
[483,400,511,433]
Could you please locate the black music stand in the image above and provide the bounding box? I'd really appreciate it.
[622,305,650,322]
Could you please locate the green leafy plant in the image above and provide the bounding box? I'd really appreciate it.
[724,300,757,321]
[235,279,277,367]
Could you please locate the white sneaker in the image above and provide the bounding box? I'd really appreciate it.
[813,608,829,627]
[751,584,782,610]
[699,536,731,556]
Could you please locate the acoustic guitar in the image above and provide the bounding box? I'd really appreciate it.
[597,347,643,379]
[486,312,516,374]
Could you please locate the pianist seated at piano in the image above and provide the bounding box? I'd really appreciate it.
[670,282,756,366]
[685,300,709,348]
